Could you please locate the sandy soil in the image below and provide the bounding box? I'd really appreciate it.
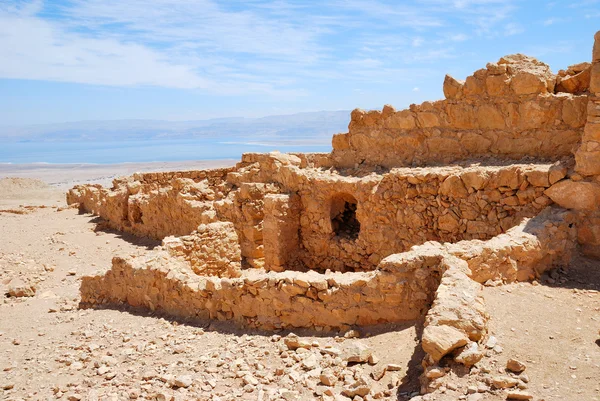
[0,178,599,401]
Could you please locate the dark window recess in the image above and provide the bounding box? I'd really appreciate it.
[331,194,360,239]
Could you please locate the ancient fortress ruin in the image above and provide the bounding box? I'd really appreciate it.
[68,32,600,384]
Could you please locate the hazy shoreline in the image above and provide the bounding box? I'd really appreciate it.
[0,159,237,190]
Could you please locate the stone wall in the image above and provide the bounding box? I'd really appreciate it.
[67,168,234,239]
[331,55,589,169]
[162,221,242,278]
[80,206,574,331]
[80,252,421,331]
[288,163,564,272]
[545,31,600,258]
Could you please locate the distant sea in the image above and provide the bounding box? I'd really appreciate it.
[0,139,332,164]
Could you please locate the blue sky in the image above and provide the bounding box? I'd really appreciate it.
[0,0,598,125]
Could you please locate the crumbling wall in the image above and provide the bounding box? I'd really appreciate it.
[79,205,574,331]
[67,168,233,239]
[544,31,600,258]
[80,252,420,331]
[162,221,242,278]
[331,55,588,169]
[291,163,564,272]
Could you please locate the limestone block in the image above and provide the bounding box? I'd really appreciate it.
[525,170,549,187]
[421,325,469,362]
[511,71,547,95]
[416,112,440,128]
[575,150,600,176]
[486,62,507,75]
[384,110,416,129]
[426,264,488,341]
[439,175,468,198]
[591,62,600,95]
[594,31,600,63]
[583,122,600,142]
[561,96,588,128]
[545,180,600,211]
[485,74,510,96]
[556,67,590,94]
[476,104,505,129]
[464,75,485,96]
[446,103,476,129]
[332,133,350,151]
[443,74,464,99]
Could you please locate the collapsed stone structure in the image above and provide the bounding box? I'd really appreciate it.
[67,32,600,383]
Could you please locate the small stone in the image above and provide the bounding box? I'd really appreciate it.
[424,367,445,379]
[302,354,319,370]
[368,353,379,365]
[97,365,110,375]
[320,373,337,386]
[506,390,533,400]
[492,376,519,389]
[342,377,371,398]
[6,278,36,297]
[280,389,299,401]
[485,336,497,349]
[173,375,193,388]
[506,358,526,373]
[454,342,483,367]
[371,366,387,381]
[386,364,402,371]
[284,333,311,350]
[344,342,372,363]
[344,329,360,339]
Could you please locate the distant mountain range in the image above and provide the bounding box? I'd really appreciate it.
[0,111,352,146]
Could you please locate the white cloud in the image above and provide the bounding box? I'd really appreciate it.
[0,15,208,89]
[504,22,524,36]
[0,0,520,92]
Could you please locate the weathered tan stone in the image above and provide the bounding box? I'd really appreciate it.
[545,180,600,210]
[591,62,600,95]
[421,325,469,362]
[331,133,350,150]
[506,358,526,373]
[556,67,590,94]
[594,31,600,62]
[511,71,547,95]
[575,149,600,176]
[562,96,588,128]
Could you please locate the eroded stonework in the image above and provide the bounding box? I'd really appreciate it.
[68,31,600,391]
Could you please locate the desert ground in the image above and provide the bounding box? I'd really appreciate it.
[0,167,599,401]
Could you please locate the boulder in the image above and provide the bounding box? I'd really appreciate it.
[443,74,464,99]
[545,180,600,211]
[421,325,469,362]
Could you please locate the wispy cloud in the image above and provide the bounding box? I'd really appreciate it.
[0,0,522,92]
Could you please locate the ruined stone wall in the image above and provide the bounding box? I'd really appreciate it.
[162,221,242,278]
[80,205,575,331]
[331,55,589,169]
[542,31,600,258]
[287,163,564,272]
[80,252,422,331]
[67,168,234,239]
[132,167,235,186]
